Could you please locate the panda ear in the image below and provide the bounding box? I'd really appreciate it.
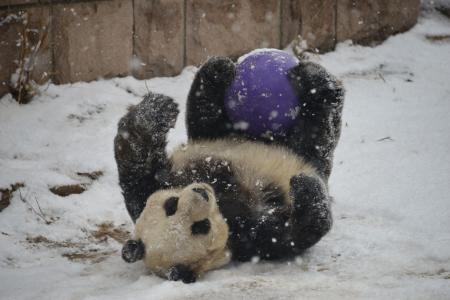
[122,239,145,263]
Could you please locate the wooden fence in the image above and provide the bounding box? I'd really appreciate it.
[0,0,420,97]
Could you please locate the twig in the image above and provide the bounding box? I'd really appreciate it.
[9,11,49,104]
[144,80,150,94]
[377,136,394,142]
[19,188,51,225]
[34,194,46,219]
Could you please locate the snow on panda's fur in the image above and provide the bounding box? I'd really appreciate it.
[134,182,230,280]
[115,57,344,283]
[133,140,318,279]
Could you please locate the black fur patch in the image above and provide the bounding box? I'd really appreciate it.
[186,57,236,141]
[289,174,332,253]
[114,93,179,223]
[192,187,209,201]
[191,219,211,235]
[168,264,196,283]
[164,197,179,216]
[287,62,344,180]
[261,183,285,207]
[122,239,145,263]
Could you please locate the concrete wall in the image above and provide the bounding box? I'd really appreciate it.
[0,0,420,97]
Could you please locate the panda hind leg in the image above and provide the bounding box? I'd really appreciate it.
[186,57,236,140]
[286,62,344,181]
[288,174,332,254]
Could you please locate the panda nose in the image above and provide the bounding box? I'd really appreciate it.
[192,187,209,202]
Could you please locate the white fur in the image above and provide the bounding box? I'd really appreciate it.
[171,138,316,206]
[135,183,230,277]
[135,139,318,278]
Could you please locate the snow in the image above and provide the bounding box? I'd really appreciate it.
[1,12,450,300]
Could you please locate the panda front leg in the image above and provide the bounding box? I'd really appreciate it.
[186,57,236,140]
[288,174,332,254]
[287,62,344,181]
[114,93,179,222]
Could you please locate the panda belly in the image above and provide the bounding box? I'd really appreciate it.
[170,139,316,205]
[169,139,317,261]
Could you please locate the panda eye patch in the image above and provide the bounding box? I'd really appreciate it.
[164,197,179,216]
[192,187,209,202]
[191,219,211,235]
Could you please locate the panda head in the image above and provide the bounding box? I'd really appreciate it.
[122,183,230,283]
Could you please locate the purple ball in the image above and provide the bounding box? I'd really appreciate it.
[225,49,300,137]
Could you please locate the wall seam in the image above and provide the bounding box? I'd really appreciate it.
[334,0,338,47]
[50,1,56,84]
[183,0,187,67]
[279,0,283,49]
[131,0,135,72]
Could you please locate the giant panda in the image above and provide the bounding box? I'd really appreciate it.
[114,57,344,283]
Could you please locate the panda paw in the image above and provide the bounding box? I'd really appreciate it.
[198,56,236,87]
[135,93,179,134]
[120,93,179,143]
[288,62,344,108]
[122,239,145,263]
[168,264,197,284]
[289,174,332,231]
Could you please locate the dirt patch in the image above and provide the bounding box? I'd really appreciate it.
[67,104,105,124]
[405,268,450,280]
[49,184,87,197]
[26,235,79,248]
[91,222,131,244]
[76,171,104,181]
[341,63,414,82]
[426,34,450,42]
[25,222,130,264]
[62,249,116,264]
[0,183,25,212]
[49,170,103,197]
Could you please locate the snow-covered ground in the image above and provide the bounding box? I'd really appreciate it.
[1,12,450,300]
